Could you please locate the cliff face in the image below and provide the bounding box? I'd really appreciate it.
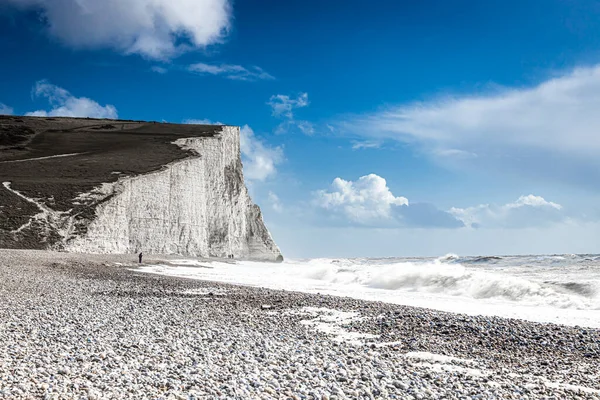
[66,127,281,260]
[0,116,282,261]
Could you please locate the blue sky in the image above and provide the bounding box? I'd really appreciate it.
[2,0,600,257]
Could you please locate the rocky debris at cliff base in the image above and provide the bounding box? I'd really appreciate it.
[0,250,599,399]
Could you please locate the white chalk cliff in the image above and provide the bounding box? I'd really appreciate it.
[65,126,282,261]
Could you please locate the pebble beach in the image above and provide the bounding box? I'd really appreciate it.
[0,250,599,399]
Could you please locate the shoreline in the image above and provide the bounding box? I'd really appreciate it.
[0,250,598,399]
[135,257,600,330]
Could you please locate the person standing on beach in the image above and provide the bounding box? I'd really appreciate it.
[138,252,143,263]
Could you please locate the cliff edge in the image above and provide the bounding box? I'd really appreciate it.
[0,116,282,261]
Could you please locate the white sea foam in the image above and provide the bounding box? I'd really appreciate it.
[289,307,378,345]
[404,351,476,365]
[137,254,600,328]
[405,351,488,377]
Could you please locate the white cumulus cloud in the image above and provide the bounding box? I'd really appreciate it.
[240,125,283,181]
[0,103,14,115]
[313,174,409,225]
[26,80,118,119]
[450,195,565,229]
[506,195,562,210]
[5,0,231,59]
[188,63,274,81]
[313,174,465,228]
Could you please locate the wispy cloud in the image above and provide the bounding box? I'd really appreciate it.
[0,103,13,115]
[151,66,168,74]
[26,80,118,119]
[431,148,477,159]
[274,120,316,135]
[450,195,566,229]
[340,65,600,185]
[268,191,283,213]
[183,118,223,125]
[188,63,274,81]
[268,93,309,118]
[268,93,315,135]
[351,140,382,150]
[4,0,231,59]
[296,121,315,136]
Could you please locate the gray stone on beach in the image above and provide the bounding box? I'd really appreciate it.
[0,249,599,399]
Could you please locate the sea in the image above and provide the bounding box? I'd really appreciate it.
[138,254,600,329]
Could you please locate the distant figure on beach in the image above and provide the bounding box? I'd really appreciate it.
[138,252,143,263]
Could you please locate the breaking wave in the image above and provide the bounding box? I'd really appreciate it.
[292,257,600,311]
[548,281,598,297]
[140,252,600,327]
